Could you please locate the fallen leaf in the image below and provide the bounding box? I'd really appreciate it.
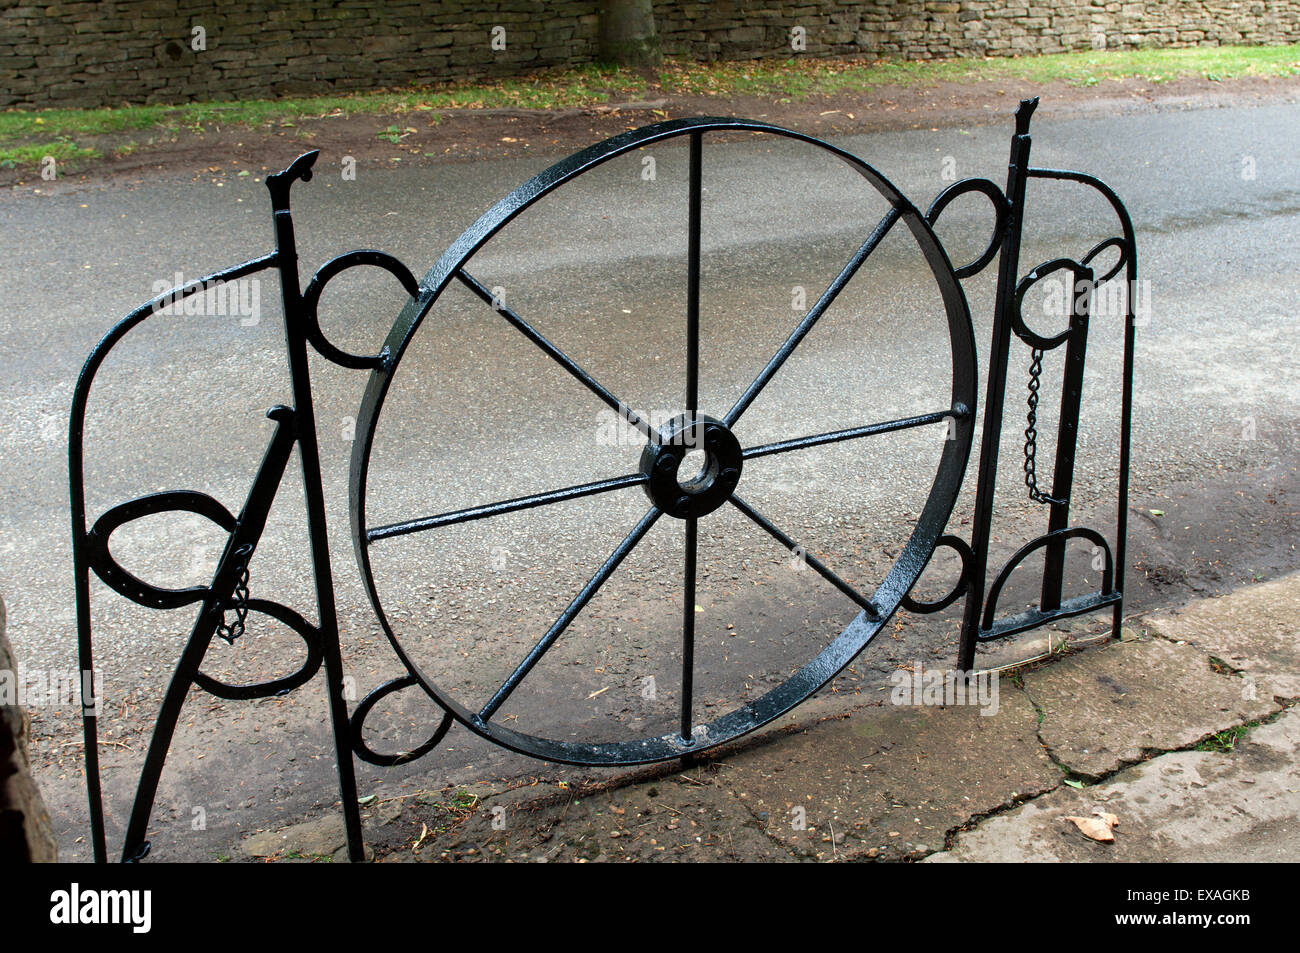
[1064,810,1119,842]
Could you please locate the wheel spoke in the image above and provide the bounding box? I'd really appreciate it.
[742,408,963,461]
[723,207,902,427]
[686,131,702,414]
[368,473,645,543]
[456,268,657,443]
[729,495,879,621]
[680,516,697,741]
[479,505,662,721]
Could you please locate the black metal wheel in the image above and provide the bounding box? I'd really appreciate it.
[349,117,977,766]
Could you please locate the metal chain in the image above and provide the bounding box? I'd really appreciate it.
[1023,348,1062,506]
[216,545,253,644]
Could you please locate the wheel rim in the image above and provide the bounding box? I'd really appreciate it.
[349,117,978,766]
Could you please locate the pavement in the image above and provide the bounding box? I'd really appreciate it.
[234,570,1300,862]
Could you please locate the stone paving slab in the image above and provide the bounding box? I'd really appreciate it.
[240,813,373,863]
[926,708,1300,863]
[236,573,1300,863]
[400,769,794,863]
[714,688,1058,861]
[1023,635,1278,780]
[1144,574,1300,700]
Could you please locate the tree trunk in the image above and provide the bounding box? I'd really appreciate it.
[599,0,662,67]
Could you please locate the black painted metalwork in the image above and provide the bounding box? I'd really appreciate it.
[942,99,1138,669]
[348,116,976,770]
[70,101,1135,861]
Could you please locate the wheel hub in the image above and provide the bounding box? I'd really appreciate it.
[639,414,742,519]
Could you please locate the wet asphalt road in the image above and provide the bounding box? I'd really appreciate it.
[1,100,1298,860]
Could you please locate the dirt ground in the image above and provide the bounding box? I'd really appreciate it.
[8,73,1299,192]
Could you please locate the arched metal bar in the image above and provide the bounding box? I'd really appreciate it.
[1027,168,1138,268]
[70,253,278,863]
[981,526,1115,633]
[925,177,1009,278]
[301,249,418,369]
[351,675,454,766]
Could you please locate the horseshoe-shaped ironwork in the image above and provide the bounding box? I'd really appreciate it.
[1081,236,1128,284]
[980,526,1117,640]
[925,176,1009,279]
[350,675,454,767]
[301,249,418,369]
[193,598,323,700]
[900,534,973,614]
[1012,257,1089,351]
[86,490,238,609]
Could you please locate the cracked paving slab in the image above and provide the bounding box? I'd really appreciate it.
[926,707,1300,863]
[375,687,1057,863]
[228,575,1300,863]
[1143,570,1300,700]
[1022,636,1278,780]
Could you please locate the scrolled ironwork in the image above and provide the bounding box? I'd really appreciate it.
[68,101,1136,862]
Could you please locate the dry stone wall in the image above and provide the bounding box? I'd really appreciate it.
[1,2,1297,109]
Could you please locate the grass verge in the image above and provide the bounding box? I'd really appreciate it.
[3,44,1297,174]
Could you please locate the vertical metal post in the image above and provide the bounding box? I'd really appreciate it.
[267,161,366,862]
[1112,269,1137,631]
[1040,265,1093,612]
[957,98,1039,672]
[680,131,702,743]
